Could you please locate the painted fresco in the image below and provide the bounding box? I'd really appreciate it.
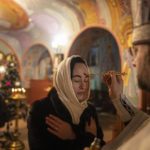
[22,44,52,88]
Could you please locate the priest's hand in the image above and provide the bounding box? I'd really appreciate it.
[103,71,123,100]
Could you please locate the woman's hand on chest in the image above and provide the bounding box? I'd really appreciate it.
[45,114,76,140]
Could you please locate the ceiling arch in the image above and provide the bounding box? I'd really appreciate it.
[68,26,121,73]
[12,0,85,54]
[22,43,53,82]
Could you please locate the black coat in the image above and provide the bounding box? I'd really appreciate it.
[27,88,105,150]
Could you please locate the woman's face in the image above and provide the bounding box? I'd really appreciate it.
[71,63,90,102]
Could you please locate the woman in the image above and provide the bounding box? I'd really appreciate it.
[27,55,105,150]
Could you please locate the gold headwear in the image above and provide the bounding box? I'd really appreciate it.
[131,0,150,44]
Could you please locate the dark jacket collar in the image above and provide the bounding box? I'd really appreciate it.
[47,87,73,123]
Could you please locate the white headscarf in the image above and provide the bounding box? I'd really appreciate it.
[53,55,90,124]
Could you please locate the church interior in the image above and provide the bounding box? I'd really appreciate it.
[0,0,150,149]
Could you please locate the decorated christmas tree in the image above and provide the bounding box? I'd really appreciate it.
[0,54,28,148]
[0,54,29,124]
[0,55,20,98]
[0,54,21,121]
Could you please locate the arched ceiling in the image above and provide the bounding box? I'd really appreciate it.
[0,0,132,56]
[69,27,120,60]
[11,0,85,54]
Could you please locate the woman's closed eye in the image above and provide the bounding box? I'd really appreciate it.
[72,77,89,83]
